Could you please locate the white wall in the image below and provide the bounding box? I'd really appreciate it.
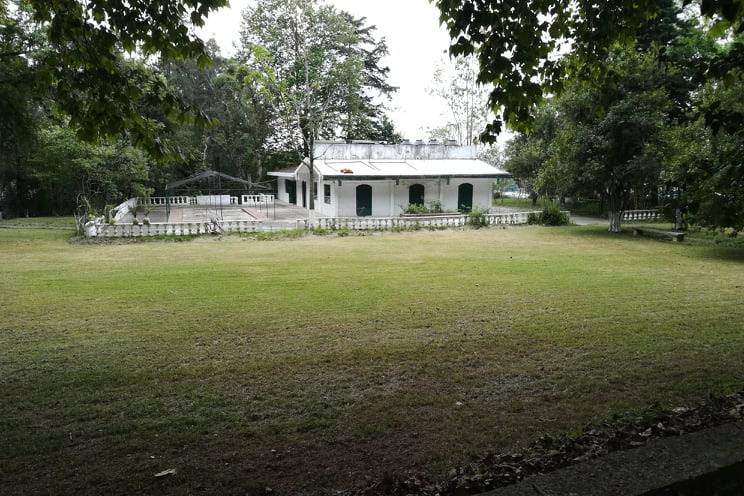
[316,179,337,217]
[276,178,290,203]
[331,178,493,217]
[314,141,478,160]
[393,179,442,210]
[334,180,395,217]
[439,178,493,212]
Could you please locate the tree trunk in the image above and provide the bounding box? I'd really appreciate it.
[608,210,622,233]
[308,133,315,211]
[674,208,687,231]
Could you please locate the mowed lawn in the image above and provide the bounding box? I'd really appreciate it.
[2,225,744,495]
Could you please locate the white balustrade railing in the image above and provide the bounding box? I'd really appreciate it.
[315,211,552,231]
[623,209,660,222]
[89,219,307,238]
[113,198,137,223]
[135,195,276,208]
[241,194,275,206]
[85,210,564,238]
[136,196,194,207]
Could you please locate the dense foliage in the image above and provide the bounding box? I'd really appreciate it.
[240,0,399,209]
[0,0,399,217]
[497,1,744,232]
[433,0,744,139]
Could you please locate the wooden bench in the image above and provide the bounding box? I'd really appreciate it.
[632,227,686,242]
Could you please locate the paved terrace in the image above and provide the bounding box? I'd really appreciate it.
[123,201,313,223]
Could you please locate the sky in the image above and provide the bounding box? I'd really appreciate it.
[198,0,501,143]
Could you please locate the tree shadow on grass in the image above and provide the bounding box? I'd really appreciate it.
[565,225,744,263]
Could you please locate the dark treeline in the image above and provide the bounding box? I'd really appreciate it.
[436,0,744,234]
[0,0,400,217]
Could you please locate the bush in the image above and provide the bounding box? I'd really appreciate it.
[527,212,541,225]
[402,200,448,215]
[540,203,570,226]
[403,203,429,214]
[467,207,488,229]
[426,200,444,213]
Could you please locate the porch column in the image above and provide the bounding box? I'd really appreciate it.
[390,180,396,216]
[438,178,443,204]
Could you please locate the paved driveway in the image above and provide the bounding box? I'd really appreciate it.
[572,215,607,226]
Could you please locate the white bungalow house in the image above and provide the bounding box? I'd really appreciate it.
[268,140,509,217]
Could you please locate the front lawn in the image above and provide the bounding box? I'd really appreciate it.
[1,226,743,495]
[0,215,76,228]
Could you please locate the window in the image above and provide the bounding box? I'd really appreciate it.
[409,184,425,205]
[324,184,331,204]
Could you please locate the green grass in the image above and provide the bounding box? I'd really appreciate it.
[492,197,607,217]
[0,215,76,228]
[492,197,544,209]
[2,226,744,495]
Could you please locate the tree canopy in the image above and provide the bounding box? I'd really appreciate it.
[240,0,399,209]
[1,0,229,155]
[1,0,401,218]
[433,0,744,140]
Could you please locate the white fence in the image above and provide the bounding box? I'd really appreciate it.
[241,194,275,206]
[315,211,546,230]
[87,220,307,238]
[623,209,660,222]
[136,196,194,206]
[136,196,274,207]
[84,210,567,238]
[113,198,137,223]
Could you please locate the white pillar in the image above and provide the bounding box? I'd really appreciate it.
[390,180,396,216]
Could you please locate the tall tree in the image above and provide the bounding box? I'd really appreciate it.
[503,103,558,204]
[1,0,228,155]
[546,50,670,232]
[427,56,490,145]
[340,13,399,141]
[433,0,744,139]
[158,44,274,182]
[240,0,397,209]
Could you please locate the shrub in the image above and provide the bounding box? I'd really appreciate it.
[426,200,444,213]
[527,212,541,225]
[402,200,448,215]
[467,207,488,229]
[403,203,429,214]
[540,203,570,226]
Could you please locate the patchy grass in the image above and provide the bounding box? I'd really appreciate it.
[492,197,544,209]
[1,226,744,495]
[0,215,76,228]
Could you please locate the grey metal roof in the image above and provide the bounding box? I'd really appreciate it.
[314,159,509,179]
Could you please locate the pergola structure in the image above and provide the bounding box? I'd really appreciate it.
[164,170,272,221]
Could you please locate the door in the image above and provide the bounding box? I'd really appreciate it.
[356,184,372,217]
[458,183,473,212]
[302,181,307,208]
[286,180,297,205]
[409,184,425,206]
